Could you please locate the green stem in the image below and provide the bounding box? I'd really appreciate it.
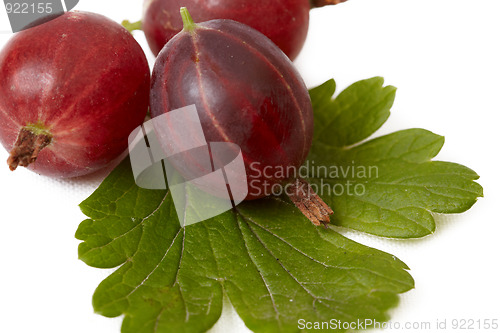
[180,7,197,32]
[122,20,142,33]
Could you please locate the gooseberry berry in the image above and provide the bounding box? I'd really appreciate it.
[0,11,150,178]
[150,8,332,225]
[140,0,347,60]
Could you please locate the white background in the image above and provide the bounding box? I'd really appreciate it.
[1,0,499,332]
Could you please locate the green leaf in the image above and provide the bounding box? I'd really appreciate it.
[77,159,414,333]
[307,78,482,238]
[312,77,396,147]
[76,77,482,332]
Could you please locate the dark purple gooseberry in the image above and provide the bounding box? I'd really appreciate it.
[150,8,333,226]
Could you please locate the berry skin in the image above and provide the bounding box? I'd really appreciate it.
[0,11,150,178]
[150,8,314,200]
[142,0,310,60]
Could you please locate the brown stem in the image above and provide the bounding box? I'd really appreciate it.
[311,0,348,8]
[7,128,52,171]
[286,177,333,228]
